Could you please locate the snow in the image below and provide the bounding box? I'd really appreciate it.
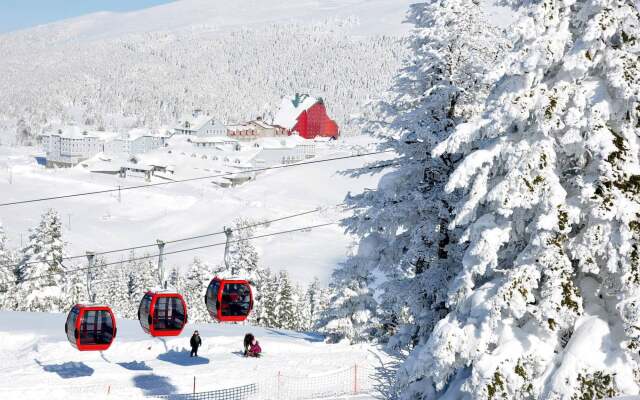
[42,126,121,142]
[0,310,387,399]
[189,137,227,144]
[250,120,276,130]
[125,128,166,141]
[273,95,321,130]
[12,0,417,41]
[260,136,308,149]
[0,1,411,142]
[386,0,640,395]
[176,113,214,132]
[0,136,391,285]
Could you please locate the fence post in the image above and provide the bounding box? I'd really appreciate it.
[353,363,358,394]
[193,376,196,395]
[277,371,282,398]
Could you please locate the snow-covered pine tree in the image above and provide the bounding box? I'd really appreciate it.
[0,22,404,140]
[0,220,15,293]
[305,277,323,329]
[404,0,640,398]
[1,274,18,311]
[168,267,184,292]
[16,209,67,312]
[257,268,278,327]
[294,283,310,331]
[333,0,506,352]
[0,219,18,310]
[318,253,379,343]
[274,270,298,330]
[183,258,212,323]
[122,254,158,318]
[118,257,137,318]
[97,262,129,317]
[249,265,270,326]
[62,270,87,309]
[88,256,110,300]
[225,218,262,279]
[314,286,331,330]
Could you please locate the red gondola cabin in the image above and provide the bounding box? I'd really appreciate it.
[65,304,117,351]
[138,291,188,337]
[205,278,253,322]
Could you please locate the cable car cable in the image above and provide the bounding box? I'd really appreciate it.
[0,155,408,269]
[2,206,337,272]
[16,222,337,284]
[0,150,395,207]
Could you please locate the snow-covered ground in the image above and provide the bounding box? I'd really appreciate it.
[0,136,392,285]
[0,311,388,399]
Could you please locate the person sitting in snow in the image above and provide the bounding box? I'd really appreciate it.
[190,330,202,357]
[245,334,261,358]
[248,338,261,357]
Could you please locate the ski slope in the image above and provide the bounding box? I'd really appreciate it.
[0,137,392,284]
[0,311,386,399]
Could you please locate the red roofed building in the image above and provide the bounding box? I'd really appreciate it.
[273,94,339,139]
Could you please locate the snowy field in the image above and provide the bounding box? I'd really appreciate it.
[0,137,392,285]
[0,311,388,399]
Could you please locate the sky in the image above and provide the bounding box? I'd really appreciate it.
[0,0,175,33]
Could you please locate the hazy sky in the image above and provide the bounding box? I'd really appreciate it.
[0,0,175,33]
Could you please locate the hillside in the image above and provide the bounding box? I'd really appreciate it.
[0,310,386,399]
[0,136,392,284]
[0,0,416,144]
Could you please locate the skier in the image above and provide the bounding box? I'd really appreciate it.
[190,330,202,357]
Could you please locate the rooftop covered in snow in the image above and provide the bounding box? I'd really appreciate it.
[272,94,321,129]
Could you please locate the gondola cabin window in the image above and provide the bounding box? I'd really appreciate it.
[206,279,220,316]
[80,310,114,345]
[221,283,251,317]
[66,306,79,343]
[139,293,152,325]
[153,296,186,331]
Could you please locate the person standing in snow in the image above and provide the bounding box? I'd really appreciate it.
[190,330,202,357]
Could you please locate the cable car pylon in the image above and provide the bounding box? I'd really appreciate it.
[157,239,166,289]
[204,226,254,322]
[86,251,96,303]
[137,238,188,337]
[64,251,117,351]
[223,227,234,274]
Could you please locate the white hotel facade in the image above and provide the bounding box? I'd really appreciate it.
[43,127,167,167]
